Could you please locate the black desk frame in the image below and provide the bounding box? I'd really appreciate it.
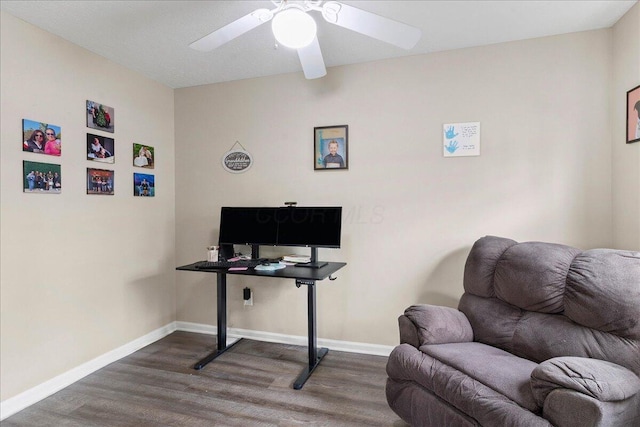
[176,262,346,390]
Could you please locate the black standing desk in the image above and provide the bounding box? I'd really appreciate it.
[176,261,346,389]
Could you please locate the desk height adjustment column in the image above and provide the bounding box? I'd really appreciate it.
[294,278,329,390]
[193,272,242,370]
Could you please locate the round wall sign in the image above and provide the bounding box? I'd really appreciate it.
[222,149,253,173]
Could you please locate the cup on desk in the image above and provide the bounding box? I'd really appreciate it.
[207,246,219,262]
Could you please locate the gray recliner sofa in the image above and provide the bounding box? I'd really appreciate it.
[386,236,640,427]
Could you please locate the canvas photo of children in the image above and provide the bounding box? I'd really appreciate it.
[87,168,114,195]
[23,160,61,193]
[133,143,154,169]
[87,133,115,164]
[134,173,155,197]
[86,100,114,133]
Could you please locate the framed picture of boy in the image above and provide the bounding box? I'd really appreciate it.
[314,125,348,170]
[627,85,640,144]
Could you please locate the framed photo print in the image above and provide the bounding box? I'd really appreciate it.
[22,119,61,156]
[626,85,640,144]
[314,125,348,170]
[133,143,154,169]
[87,168,114,195]
[86,100,114,133]
[23,160,61,193]
[87,133,115,163]
[134,173,155,197]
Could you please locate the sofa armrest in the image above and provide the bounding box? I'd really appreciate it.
[399,304,473,348]
[530,357,640,407]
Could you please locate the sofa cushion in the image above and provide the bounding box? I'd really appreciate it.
[494,242,581,313]
[420,342,539,412]
[464,236,517,298]
[565,249,640,340]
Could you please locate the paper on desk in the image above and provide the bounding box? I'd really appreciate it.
[254,263,286,271]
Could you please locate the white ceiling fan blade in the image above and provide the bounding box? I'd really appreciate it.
[189,9,273,52]
[297,37,326,79]
[321,1,421,50]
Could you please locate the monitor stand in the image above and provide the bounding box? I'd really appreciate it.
[220,244,235,261]
[251,244,260,260]
[296,247,327,269]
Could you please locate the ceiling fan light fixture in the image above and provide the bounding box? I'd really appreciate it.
[272,8,317,49]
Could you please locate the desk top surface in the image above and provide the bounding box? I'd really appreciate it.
[176,261,346,281]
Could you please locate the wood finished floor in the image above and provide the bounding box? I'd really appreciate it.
[3,331,408,426]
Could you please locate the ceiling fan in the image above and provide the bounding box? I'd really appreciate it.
[189,0,422,79]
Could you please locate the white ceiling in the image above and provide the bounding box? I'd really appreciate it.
[1,0,636,88]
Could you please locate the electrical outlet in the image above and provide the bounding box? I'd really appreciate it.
[244,294,253,306]
[243,287,253,306]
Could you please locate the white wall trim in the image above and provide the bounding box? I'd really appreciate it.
[1,321,393,421]
[175,321,394,356]
[0,322,177,421]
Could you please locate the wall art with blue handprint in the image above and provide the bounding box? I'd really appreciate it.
[442,122,481,157]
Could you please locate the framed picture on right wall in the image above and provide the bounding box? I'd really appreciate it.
[626,85,640,144]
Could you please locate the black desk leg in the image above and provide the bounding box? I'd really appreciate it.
[194,273,242,370]
[293,281,329,389]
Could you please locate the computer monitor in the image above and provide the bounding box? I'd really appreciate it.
[276,207,342,248]
[218,207,279,246]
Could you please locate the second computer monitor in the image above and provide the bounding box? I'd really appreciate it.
[276,207,342,248]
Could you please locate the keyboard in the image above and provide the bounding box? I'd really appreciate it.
[194,259,263,269]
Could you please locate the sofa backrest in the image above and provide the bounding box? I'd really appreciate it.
[458,236,640,376]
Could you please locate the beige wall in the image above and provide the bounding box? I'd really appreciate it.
[0,11,176,401]
[175,29,614,346]
[612,2,640,250]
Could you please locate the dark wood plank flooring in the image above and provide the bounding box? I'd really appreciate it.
[3,331,407,426]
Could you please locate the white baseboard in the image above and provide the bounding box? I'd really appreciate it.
[0,323,177,421]
[175,321,394,356]
[1,321,393,421]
